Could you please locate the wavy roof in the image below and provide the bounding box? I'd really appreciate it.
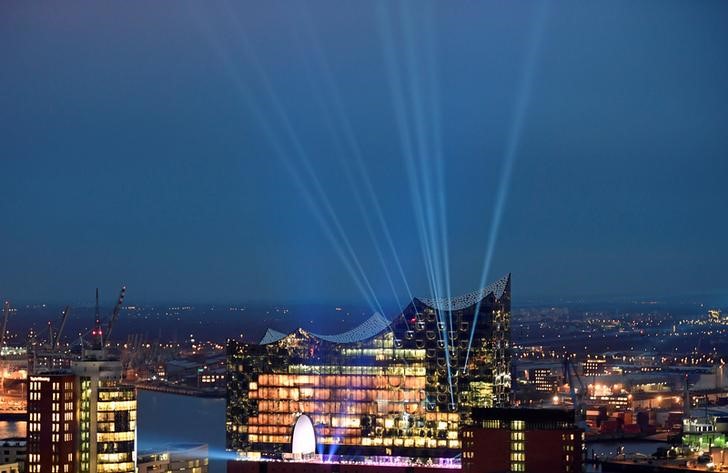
[259,312,390,345]
[418,274,510,311]
[259,328,288,345]
[257,274,509,345]
[310,312,390,344]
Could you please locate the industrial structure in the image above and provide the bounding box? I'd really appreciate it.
[226,275,511,468]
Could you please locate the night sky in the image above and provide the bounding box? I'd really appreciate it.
[1,1,727,306]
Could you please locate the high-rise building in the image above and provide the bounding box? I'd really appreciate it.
[461,408,584,473]
[27,288,135,473]
[26,355,136,473]
[226,275,511,467]
[26,374,77,473]
[71,353,136,473]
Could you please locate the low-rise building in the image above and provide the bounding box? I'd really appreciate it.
[138,444,209,473]
[0,438,25,471]
[461,408,584,473]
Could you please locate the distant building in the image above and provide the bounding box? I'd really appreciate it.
[683,411,728,452]
[526,367,558,393]
[0,439,26,472]
[197,368,225,388]
[461,408,584,473]
[583,357,607,377]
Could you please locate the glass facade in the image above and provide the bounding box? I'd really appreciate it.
[226,275,511,463]
[72,355,137,473]
[95,382,136,473]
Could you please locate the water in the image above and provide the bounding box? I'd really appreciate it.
[136,390,227,473]
[0,391,227,473]
[585,440,668,472]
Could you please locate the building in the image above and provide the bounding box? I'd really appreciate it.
[25,354,136,473]
[582,357,607,377]
[198,368,226,389]
[70,352,136,473]
[138,444,208,473]
[25,289,136,473]
[461,408,584,473]
[0,464,21,473]
[26,373,77,473]
[525,367,558,393]
[0,439,26,473]
[227,275,511,467]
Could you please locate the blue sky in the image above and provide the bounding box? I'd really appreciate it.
[1,1,727,305]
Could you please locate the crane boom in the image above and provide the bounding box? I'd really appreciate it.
[0,301,9,350]
[105,286,127,343]
[51,306,71,350]
[563,357,588,431]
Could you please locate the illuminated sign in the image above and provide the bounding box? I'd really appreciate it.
[30,376,51,382]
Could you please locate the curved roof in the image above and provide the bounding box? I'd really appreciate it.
[259,328,288,345]
[257,274,509,345]
[418,274,510,311]
[310,312,390,344]
[258,312,390,345]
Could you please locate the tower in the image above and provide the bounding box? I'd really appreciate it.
[71,356,136,473]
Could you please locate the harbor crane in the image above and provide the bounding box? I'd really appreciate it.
[49,306,71,350]
[0,301,9,352]
[563,356,589,431]
[105,286,127,344]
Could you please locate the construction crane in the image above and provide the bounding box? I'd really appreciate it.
[0,301,10,352]
[563,357,589,431]
[47,321,54,350]
[49,306,71,350]
[105,286,127,343]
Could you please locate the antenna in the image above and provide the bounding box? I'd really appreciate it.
[91,288,104,350]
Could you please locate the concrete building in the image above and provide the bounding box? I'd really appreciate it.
[461,408,584,473]
[26,374,77,473]
[0,439,26,471]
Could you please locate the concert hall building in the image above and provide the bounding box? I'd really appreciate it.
[226,275,511,469]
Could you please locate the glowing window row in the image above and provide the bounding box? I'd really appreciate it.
[96,462,135,473]
[96,401,136,412]
[97,431,134,442]
[251,387,426,402]
[251,400,422,417]
[285,366,427,377]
